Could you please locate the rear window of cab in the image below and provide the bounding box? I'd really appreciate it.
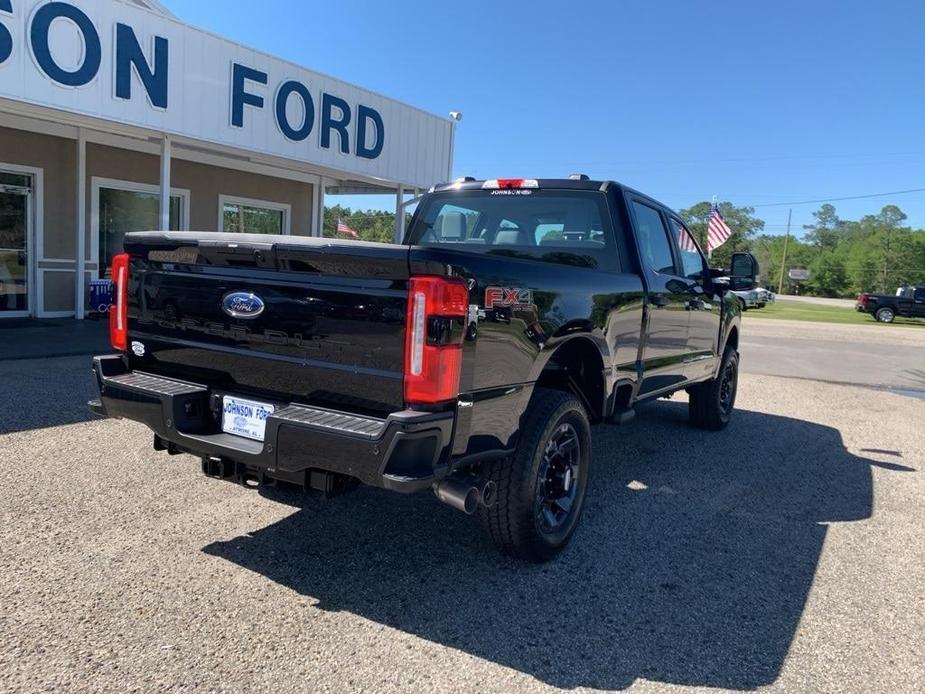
[405,190,618,270]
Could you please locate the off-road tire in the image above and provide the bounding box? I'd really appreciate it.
[688,348,739,431]
[478,388,591,562]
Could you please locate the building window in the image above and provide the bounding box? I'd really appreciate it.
[219,195,291,235]
[0,172,31,188]
[93,178,190,278]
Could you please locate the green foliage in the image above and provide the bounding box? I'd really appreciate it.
[802,203,843,249]
[846,252,879,293]
[321,200,923,300]
[679,201,765,267]
[323,204,398,243]
[805,253,847,296]
[751,204,925,297]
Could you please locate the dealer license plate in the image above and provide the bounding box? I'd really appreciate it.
[221,396,275,442]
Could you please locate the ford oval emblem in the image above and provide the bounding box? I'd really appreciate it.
[222,291,265,319]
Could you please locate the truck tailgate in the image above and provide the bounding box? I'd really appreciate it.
[122,232,410,415]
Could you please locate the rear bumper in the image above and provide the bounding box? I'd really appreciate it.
[89,354,455,493]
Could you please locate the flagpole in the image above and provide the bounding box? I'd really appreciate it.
[708,195,717,260]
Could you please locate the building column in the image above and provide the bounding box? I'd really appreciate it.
[310,178,323,237]
[75,129,86,320]
[159,135,172,230]
[313,177,330,237]
[393,185,405,244]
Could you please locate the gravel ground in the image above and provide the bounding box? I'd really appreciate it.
[0,356,923,693]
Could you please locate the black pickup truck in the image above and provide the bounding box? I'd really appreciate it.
[856,285,925,322]
[90,176,757,561]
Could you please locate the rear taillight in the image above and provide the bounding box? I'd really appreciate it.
[857,293,870,306]
[404,276,469,405]
[109,253,130,351]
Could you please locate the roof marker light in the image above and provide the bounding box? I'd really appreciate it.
[481,179,539,190]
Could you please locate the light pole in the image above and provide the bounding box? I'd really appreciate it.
[447,111,462,182]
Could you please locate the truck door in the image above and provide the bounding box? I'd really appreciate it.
[667,216,721,381]
[914,287,925,317]
[627,197,691,395]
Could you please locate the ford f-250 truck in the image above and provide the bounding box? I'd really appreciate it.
[856,285,925,322]
[89,176,758,561]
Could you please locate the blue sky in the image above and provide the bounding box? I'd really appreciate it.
[162,0,925,236]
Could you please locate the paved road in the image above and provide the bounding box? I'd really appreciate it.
[740,317,925,391]
[1,355,923,693]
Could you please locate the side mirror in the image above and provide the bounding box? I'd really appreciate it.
[729,252,758,291]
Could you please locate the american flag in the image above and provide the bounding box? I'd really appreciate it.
[707,205,733,252]
[677,223,698,253]
[335,219,359,239]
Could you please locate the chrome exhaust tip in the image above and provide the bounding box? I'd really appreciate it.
[433,474,496,514]
[433,477,480,514]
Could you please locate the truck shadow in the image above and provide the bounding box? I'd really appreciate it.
[203,401,888,690]
[0,355,100,435]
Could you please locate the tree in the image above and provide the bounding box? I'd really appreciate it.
[802,204,843,249]
[884,228,925,290]
[678,201,765,267]
[875,205,909,292]
[846,251,879,294]
[751,234,819,293]
[805,253,847,297]
[323,205,396,243]
[877,204,907,229]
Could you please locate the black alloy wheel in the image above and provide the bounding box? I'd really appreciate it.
[535,422,581,533]
[479,388,591,561]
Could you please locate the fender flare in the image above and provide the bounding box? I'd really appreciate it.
[527,330,613,420]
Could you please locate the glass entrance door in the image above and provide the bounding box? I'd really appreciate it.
[0,172,31,316]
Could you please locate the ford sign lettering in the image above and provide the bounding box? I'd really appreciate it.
[222,292,265,319]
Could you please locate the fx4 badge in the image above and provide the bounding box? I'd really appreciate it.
[485,287,534,309]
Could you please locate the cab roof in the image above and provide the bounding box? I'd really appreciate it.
[428,177,673,212]
[431,177,611,192]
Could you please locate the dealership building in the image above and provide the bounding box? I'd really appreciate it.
[0,0,454,319]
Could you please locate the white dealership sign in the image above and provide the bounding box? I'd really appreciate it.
[0,0,453,187]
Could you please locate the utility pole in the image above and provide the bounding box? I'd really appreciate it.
[881,226,892,293]
[777,208,792,295]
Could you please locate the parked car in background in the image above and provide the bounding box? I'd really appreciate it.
[730,286,774,310]
[856,286,925,322]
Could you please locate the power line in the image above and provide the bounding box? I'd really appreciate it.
[572,151,925,168]
[751,187,925,208]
